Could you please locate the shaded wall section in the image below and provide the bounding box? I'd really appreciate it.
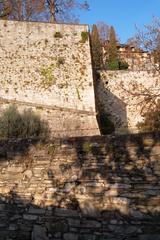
[0,133,160,239]
[97,70,160,133]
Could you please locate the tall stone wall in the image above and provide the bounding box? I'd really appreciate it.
[0,20,99,137]
[97,70,160,133]
[0,133,160,239]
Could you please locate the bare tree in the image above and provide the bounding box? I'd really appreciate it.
[117,18,160,126]
[96,21,110,43]
[46,0,89,23]
[136,17,160,52]
[0,0,89,22]
[0,0,45,21]
[126,37,139,48]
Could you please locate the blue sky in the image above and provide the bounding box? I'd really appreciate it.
[78,0,160,43]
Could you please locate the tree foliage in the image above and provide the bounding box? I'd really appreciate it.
[0,0,89,22]
[91,24,103,69]
[107,26,119,70]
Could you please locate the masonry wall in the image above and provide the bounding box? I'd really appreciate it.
[0,20,99,137]
[0,133,160,239]
[97,70,160,132]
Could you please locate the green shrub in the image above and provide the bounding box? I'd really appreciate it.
[40,64,55,87]
[81,31,89,43]
[83,142,92,153]
[107,60,119,70]
[57,57,65,66]
[119,61,129,70]
[0,105,49,138]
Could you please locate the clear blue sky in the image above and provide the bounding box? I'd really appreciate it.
[78,0,160,43]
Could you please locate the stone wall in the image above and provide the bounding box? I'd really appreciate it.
[97,70,160,132]
[0,133,160,239]
[0,20,99,137]
[0,98,98,138]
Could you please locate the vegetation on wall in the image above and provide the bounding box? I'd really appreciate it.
[119,60,129,70]
[57,57,65,66]
[40,64,55,87]
[54,32,63,38]
[0,105,49,138]
[81,31,89,43]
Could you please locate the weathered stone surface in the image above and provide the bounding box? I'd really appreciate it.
[0,20,99,138]
[0,134,159,239]
[98,70,160,132]
[79,234,96,240]
[9,224,18,231]
[32,225,49,240]
[23,214,38,221]
[63,233,78,240]
[140,235,160,240]
[29,206,45,215]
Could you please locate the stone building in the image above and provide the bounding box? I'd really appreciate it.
[103,41,153,70]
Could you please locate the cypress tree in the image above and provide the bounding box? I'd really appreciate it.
[91,24,103,69]
[108,26,119,70]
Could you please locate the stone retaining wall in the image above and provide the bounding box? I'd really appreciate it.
[0,98,98,137]
[97,70,160,132]
[0,133,160,239]
[0,20,99,137]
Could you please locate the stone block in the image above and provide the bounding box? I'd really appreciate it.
[23,214,38,221]
[63,233,78,240]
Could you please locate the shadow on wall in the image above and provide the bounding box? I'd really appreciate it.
[93,71,128,134]
[0,133,160,239]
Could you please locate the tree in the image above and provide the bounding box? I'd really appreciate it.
[0,0,89,23]
[0,0,45,21]
[96,21,110,43]
[112,18,160,127]
[126,37,139,48]
[46,0,89,23]
[91,24,103,69]
[135,17,160,69]
[107,26,119,70]
[0,0,11,19]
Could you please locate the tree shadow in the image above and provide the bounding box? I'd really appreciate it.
[0,138,41,162]
[0,133,160,239]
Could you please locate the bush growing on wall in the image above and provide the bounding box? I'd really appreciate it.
[118,60,129,70]
[0,105,49,138]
